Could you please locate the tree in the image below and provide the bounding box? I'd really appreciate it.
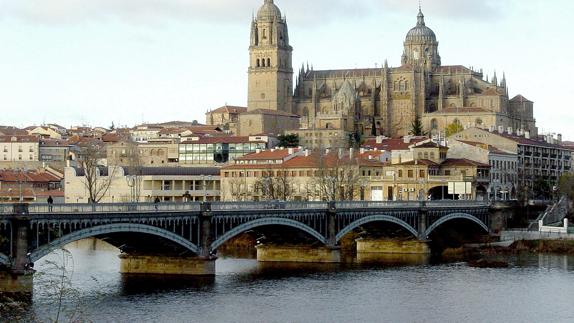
[533,176,552,199]
[109,122,115,131]
[445,121,464,137]
[410,115,427,136]
[78,141,118,203]
[124,140,144,202]
[278,134,300,148]
[311,151,360,201]
[559,173,574,201]
[254,168,294,201]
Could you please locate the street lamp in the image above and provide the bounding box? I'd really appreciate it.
[125,175,136,203]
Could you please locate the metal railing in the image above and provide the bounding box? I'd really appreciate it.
[0,199,491,215]
[25,202,202,214]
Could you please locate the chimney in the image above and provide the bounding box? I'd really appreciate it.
[360,148,365,154]
[349,148,354,160]
[489,125,494,132]
[507,127,512,135]
[368,155,373,160]
[376,136,383,144]
[498,126,504,134]
[256,149,261,154]
[525,131,530,139]
[305,149,310,157]
[558,134,563,143]
[325,148,330,155]
[403,136,411,144]
[288,148,294,155]
[338,148,343,158]
[271,148,275,152]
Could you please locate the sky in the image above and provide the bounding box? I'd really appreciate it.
[0,0,572,138]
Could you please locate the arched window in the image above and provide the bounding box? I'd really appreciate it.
[475,118,483,126]
[267,58,271,67]
[261,59,265,67]
[453,118,461,126]
[256,59,260,67]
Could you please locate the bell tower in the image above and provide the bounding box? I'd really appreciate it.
[247,0,293,113]
[402,7,441,71]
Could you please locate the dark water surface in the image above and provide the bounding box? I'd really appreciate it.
[8,247,574,323]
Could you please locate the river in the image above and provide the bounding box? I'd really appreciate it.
[4,243,574,323]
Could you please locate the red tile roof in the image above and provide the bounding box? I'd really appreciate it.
[441,158,490,168]
[362,137,427,151]
[0,170,62,183]
[236,148,299,161]
[0,135,39,143]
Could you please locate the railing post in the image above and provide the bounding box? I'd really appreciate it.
[327,201,337,247]
[418,201,428,240]
[11,204,32,274]
[199,202,214,258]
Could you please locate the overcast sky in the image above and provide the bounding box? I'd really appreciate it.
[0,0,572,138]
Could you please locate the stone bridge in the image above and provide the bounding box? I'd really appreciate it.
[0,201,492,278]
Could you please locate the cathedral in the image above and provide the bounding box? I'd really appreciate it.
[238,0,537,140]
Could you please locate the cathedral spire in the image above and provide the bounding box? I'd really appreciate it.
[417,3,425,26]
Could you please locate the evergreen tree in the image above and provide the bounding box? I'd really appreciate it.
[278,134,300,148]
[410,115,427,136]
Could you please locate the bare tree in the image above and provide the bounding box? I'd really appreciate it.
[124,140,143,202]
[228,177,249,201]
[78,141,118,203]
[254,168,294,201]
[311,150,361,201]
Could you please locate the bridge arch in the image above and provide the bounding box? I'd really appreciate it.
[30,223,200,263]
[336,215,419,243]
[424,213,489,239]
[210,217,327,251]
[0,253,9,266]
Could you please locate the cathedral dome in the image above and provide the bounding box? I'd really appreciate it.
[257,0,282,21]
[405,9,437,43]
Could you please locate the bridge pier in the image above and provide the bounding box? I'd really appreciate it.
[356,238,431,255]
[256,245,341,263]
[119,255,216,276]
[1,204,34,296]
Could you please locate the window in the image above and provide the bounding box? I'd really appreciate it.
[398,170,403,177]
[256,59,260,67]
[444,170,451,176]
[419,170,425,178]
[267,58,271,67]
[408,170,414,178]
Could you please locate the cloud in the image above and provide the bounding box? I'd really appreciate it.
[0,0,507,26]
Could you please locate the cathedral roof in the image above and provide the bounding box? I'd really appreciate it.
[405,8,437,43]
[257,0,282,21]
[510,95,532,103]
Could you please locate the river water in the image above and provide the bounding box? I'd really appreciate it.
[5,244,574,323]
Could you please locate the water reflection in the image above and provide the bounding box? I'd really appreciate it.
[120,275,215,295]
[355,252,430,266]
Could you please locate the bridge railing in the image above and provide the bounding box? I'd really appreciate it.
[0,200,491,215]
[26,202,202,214]
[210,201,329,211]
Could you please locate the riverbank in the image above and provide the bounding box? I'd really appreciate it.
[461,239,574,257]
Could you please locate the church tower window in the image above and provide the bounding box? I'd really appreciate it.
[267,58,271,67]
[257,59,260,67]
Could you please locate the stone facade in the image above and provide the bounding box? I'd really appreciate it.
[243,1,537,139]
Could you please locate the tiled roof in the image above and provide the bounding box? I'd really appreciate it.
[395,159,438,166]
[362,137,427,151]
[39,138,70,147]
[0,135,39,143]
[208,105,247,114]
[510,95,532,103]
[457,140,515,155]
[236,148,298,161]
[441,158,490,168]
[0,126,28,136]
[0,170,62,183]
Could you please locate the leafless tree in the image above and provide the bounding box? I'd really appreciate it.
[229,177,249,201]
[78,141,118,203]
[311,150,361,201]
[124,140,144,202]
[254,168,294,201]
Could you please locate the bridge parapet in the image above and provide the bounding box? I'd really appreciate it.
[20,202,202,214]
